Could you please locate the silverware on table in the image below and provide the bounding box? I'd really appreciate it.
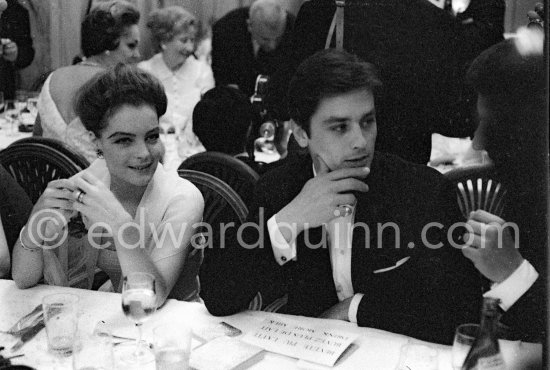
[1,304,43,336]
[10,321,45,352]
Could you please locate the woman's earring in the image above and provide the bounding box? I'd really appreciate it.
[161,44,166,51]
[97,149,104,158]
[105,50,110,56]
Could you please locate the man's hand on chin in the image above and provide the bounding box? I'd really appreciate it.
[319,297,353,321]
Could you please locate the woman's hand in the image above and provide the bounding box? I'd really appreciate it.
[71,172,133,235]
[27,179,77,244]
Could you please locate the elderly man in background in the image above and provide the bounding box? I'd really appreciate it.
[211,0,294,97]
[0,0,34,100]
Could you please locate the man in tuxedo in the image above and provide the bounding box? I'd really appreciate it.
[461,27,547,343]
[211,0,294,98]
[201,49,537,345]
[0,0,34,99]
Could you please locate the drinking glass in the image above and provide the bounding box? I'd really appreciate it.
[153,323,192,370]
[118,272,157,365]
[395,343,438,370]
[26,92,39,119]
[42,293,79,357]
[3,99,18,135]
[72,323,114,370]
[452,323,479,370]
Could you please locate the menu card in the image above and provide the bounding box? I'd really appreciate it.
[242,317,358,367]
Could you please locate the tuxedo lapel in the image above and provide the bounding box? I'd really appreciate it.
[351,154,413,287]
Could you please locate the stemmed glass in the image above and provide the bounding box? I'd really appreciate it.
[118,272,157,365]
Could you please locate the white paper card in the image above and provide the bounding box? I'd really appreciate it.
[190,336,263,370]
[242,318,358,367]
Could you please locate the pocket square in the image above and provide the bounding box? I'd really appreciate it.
[373,256,411,274]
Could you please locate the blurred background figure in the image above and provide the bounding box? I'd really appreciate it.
[266,0,506,165]
[0,0,34,100]
[0,163,33,279]
[139,5,214,162]
[211,0,295,97]
[463,26,547,342]
[32,0,140,163]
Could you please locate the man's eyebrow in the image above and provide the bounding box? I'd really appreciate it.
[322,110,376,125]
[107,132,135,139]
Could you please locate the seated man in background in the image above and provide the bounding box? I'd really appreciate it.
[202,49,484,344]
[193,86,254,159]
[461,27,547,343]
[211,0,294,97]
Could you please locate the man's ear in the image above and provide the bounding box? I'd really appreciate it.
[291,120,309,148]
[88,130,100,149]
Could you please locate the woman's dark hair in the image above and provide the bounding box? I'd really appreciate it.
[81,0,140,57]
[75,64,167,137]
[287,49,382,136]
[146,6,197,50]
[193,86,254,155]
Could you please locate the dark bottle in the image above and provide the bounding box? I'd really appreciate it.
[462,297,506,370]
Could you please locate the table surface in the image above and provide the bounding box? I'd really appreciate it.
[0,280,452,370]
[0,119,32,150]
[0,280,541,370]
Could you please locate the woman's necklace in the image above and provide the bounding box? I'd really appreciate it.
[79,60,102,67]
[79,55,110,68]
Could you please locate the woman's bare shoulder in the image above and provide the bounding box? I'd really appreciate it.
[48,66,103,121]
[49,65,102,95]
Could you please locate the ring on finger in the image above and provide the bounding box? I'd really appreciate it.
[76,190,85,204]
[335,204,353,217]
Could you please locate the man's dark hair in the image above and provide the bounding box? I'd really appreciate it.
[81,0,140,58]
[75,64,167,137]
[287,49,382,135]
[193,86,254,155]
[466,28,546,167]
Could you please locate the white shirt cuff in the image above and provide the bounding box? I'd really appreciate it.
[348,293,364,323]
[483,260,539,312]
[267,215,297,266]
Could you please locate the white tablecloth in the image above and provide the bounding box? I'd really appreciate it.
[0,280,542,369]
[0,121,32,150]
[0,280,454,370]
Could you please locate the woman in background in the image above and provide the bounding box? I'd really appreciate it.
[139,6,214,162]
[33,0,141,163]
[13,65,204,305]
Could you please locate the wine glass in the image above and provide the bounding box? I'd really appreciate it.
[118,272,157,365]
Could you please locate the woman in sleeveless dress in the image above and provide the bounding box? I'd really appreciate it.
[13,65,204,305]
[33,1,141,163]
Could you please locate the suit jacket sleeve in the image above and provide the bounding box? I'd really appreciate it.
[200,177,289,316]
[500,271,546,343]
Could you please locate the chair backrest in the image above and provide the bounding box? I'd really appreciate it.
[178,169,287,311]
[171,169,248,301]
[0,138,89,203]
[178,169,248,224]
[178,152,259,206]
[445,163,507,219]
